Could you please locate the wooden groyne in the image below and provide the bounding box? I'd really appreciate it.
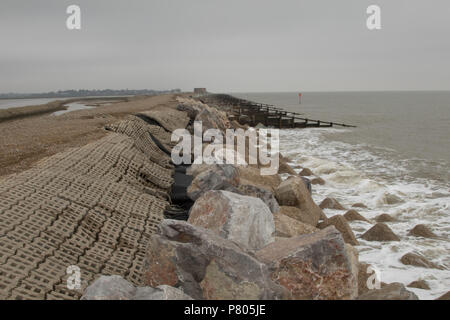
[202,94,356,129]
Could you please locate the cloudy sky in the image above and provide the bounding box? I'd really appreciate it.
[0,0,449,93]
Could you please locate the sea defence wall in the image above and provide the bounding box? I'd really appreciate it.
[0,106,190,299]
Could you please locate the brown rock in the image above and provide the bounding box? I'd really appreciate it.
[344,210,370,223]
[278,159,297,175]
[279,206,317,227]
[319,197,346,210]
[374,213,397,223]
[299,168,313,176]
[357,283,419,300]
[352,203,368,209]
[436,291,450,300]
[361,223,400,242]
[275,177,323,226]
[188,190,275,250]
[317,215,359,245]
[408,224,437,239]
[400,253,443,270]
[407,280,430,290]
[143,219,288,300]
[238,166,281,192]
[311,177,325,185]
[273,213,318,238]
[256,226,359,300]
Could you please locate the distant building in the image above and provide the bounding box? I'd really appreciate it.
[194,88,207,95]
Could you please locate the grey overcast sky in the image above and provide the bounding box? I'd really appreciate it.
[0,0,449,93]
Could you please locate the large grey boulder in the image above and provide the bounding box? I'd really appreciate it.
[143,219,288,300]
[81,275,193,300]
[188,190,275,250]
[256,226,359,300]
[274,176,322,227]
[195,106,230,133]
[237,184,280,214]
[357,283,419,300]
[187,164,240,201]
[273,212,319,238]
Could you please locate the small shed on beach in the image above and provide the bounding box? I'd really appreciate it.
[194,88,207,95]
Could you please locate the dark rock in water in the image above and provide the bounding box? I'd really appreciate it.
[407,280,430,290]
[317,215,359,245]
[357,283,419,300]
[436,291,450,300]
[319,197,346,210]
[344,209,370,223]
[352,203,368,209]
[374,213,397,222]
[143,219,288,300]
[188,190,275,250]
[311,177,325,185]
[278,158,297,175]
[408,224,437,239]
[81,275,193,300]
[361,223,400,242]
[256,226,359,300]
[400,252,443,270]
[299,168,313,176]
[275,177,322,227]
[187,164,240,201]
[237,184,280,214]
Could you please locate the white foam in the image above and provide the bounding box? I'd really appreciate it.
[279,128,450,300]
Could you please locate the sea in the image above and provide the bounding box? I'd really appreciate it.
[234,91,450,300]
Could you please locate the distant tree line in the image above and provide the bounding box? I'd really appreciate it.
[0,89,182,99]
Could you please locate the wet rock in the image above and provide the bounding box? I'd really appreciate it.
[408,224,437,239]
[188,190,275,250]
[187,164,240,201]
[143,219,288,300]
[317,215,359,245]
[275,177,323,227]
[299,168,313,176]
[273,213,318,238]
[319,197,346,210]
[344,210,370,223]
[400,252,443,270]
[237,184,280,214]
[81,276,193,300]
[278,159,297,175]
[436,291,450,300]
[352,203,368,209]
[357,283,419,300]
[256,226,359,300]
[238,166,281,192]
[374,213,397,223]
[311,177,326,185]
[407,280,430,290]
[361,223,400,242]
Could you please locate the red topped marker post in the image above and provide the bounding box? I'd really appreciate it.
[298,93,302,104]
